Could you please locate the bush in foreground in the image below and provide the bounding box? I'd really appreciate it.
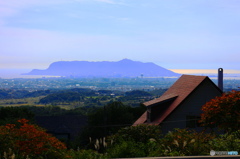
[159,128,215,156]
[106,124,162,158]
[1,119,240,158]
[0,119,67,159]
[200,90,240,132]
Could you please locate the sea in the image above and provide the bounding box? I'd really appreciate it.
[171,69,240,79]
[0,69,240,79]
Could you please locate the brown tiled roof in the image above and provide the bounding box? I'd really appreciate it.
[133,74,220,126]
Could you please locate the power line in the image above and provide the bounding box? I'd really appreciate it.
[84,118,201,128]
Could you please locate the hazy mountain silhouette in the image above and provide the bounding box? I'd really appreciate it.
[24,59,181,77]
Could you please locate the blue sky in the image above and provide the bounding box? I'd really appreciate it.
[0,0,240,70]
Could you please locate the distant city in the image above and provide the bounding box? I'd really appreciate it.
[0,76,240,92]
[1,68,240,79]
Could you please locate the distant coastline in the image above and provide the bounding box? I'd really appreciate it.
[171,69,240,79]
[0,69,61,79]
[0,68,240,79]
[171,69,240,74]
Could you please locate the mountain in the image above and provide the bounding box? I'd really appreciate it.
[23,59,181,77]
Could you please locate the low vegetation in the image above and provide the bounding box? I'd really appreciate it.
[1,122,240,158]
[0,87,240,158]
[0,88,166,109]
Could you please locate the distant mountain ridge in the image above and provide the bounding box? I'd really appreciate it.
[24,59,181,77]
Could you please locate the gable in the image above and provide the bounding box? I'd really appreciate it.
[160,79,222,133]
[147,95,178,123]
[133,75,222,126]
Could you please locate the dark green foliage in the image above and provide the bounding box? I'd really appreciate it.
[75,102,146,149]
[0,105,98,117]
[209,130,240,152]
[0,89,9,99]
[107,140,147,158]
[64,106,98,116]
[0,87,158,108]
[128,103,146,119]
[106,124,162,158]
[125,90,152,97]
[159,128,214,156]
[39,92,82,104]
[0,89,52,99]
[25,89,51,97]
[97,90,114,94]
[106,127,217,157]
[25,105,68,116]
[87,102,145,137]
[0,107,35,125]
[67,149,107,159]
[38,88,115,105]
[0,88,96,101]
[149,88,167,96]
[117,90,155,106]
[111,124,162,144]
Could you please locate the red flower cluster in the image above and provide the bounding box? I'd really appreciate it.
[0,118,67,157]
[200,90,240,132]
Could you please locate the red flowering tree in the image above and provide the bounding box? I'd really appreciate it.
[200,90,240,132]
[0,119,67,158]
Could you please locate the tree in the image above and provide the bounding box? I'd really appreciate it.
[0,119,67,158]
[75,102,145,148]
[87,101,135,138]
[200,90,240,132]
[125,90,152,97]
[106,124,162,158]
[0,107,35,125]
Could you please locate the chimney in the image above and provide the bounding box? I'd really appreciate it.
[218,68,223,91]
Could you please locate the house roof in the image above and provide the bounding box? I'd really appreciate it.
[133,74,222,126]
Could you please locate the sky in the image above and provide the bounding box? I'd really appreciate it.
[0,0,240,70]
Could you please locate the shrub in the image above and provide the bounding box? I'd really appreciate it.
[106,124,162,158]
[110,124,162,144]
[0,119,67,159]
[0,107,34,126]
[209,130,240,152]
[159,128,215,156]
[67,149,107,159]
[107,140,146,158]
[200,90,240,132]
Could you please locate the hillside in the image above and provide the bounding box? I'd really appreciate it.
[23,59,181,77]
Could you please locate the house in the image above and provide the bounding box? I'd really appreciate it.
[35,115,87,141]
[133,74,222,133]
